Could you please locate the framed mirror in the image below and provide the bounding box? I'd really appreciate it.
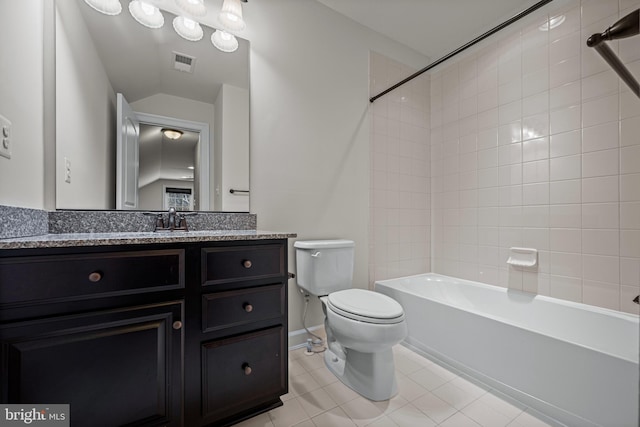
[54,0,249,211]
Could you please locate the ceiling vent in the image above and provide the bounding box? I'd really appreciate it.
[172,51,196,73]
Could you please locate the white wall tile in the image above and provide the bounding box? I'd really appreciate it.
[550,251,582,277]
[550,155,581,181]
[582,122,619,153]
[583,280,620,310]
[582,94,619,128]
[550,130,581,158]
[582,203,619,229]
[422,0,640,314]
[550,204,582,228]
[621,229,640,257]
[550,105,581,135]
[550,228,582,252]
[582,176,619,203]
[549,275,582,302]
[582,229,619,256]
[621,173,640,201]
[621,145,640,174]
[582,148,619,178]
[583,254,620,284]
[550,82,581,110]
[620,202,640,229]
[550,179,582,204]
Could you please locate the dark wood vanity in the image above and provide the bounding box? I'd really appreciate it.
[0,237,289,427]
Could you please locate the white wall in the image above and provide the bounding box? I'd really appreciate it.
[429,0,640,315]
[55,0,116,210]
[369,53,431,286]
[0,0,45,209]
[214,84,250,211]
[132,93,214,210]
[243,0,428,338]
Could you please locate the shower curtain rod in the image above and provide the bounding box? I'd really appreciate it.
[369,0,554,103]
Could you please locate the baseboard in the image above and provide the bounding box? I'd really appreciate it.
[288,324,324,350]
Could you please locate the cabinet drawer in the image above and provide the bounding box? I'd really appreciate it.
[201,245,284,286]
[0,249,184,305]
[202,284,284,333]
[202,326,286,420]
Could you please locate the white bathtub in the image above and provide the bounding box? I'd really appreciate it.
[375,273,639,427]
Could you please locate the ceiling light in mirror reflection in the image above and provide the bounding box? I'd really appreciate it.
[84,0,246,53]
[129,1,164,28]
[175,0,207,17]
[219,0,246,31]
[162,129,184,140]
[212,30,239,53]
[84,0,122,15]
[173,16,204,41]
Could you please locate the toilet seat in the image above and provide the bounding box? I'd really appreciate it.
[327,289,405,324]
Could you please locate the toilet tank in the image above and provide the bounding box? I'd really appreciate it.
[294,240,355,296]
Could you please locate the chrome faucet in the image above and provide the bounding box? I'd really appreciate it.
[144,208,195,232]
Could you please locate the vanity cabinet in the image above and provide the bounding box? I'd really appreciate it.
[0,238,289,427]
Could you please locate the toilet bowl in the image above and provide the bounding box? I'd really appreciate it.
[321,289,407,401]
[294,240,408,401]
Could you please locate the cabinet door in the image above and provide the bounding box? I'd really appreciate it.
[201,326,286,423]
[0,301,183,427]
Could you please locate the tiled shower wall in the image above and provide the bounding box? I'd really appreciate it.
[369,53,431,285]
[430,0,640,314]
[370,0,640,315]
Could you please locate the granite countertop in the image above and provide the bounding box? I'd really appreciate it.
[0,230,297,250]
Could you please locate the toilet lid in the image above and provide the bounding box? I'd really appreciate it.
[327,289,405,324]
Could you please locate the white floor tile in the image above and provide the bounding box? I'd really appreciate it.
[431,382,481,410]
[340,396,385,427]
[394,353,424,375]
[291,421,315,427]
[234,412,274,427]
[297,353,326,371]
[298,388,339,418]
[311,407,358,427]
[411,392,457,423]
[364,415,400,427]
[409,367,450,391]
[395,373,430,401]
[508,409,554,427]
[322,381,361,405]
[290,372,323,396]
[371,394,408,416]
[461,399,513,427]
[268,398,310,427]
[308,365,339,387]
[475,391,525,420]
[438,411,482,427]
[290,358,308,376]
[388,403,437,427]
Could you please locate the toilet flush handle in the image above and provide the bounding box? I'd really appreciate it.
[311,251,321,258]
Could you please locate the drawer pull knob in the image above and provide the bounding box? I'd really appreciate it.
[172,321,183,330]
[88,271,103,282]
[243,259,252,269]
[243,303,253,313]
[242,363,252,375]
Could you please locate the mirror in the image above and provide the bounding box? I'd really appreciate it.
[54,0,250,211]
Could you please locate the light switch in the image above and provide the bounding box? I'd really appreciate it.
[0,114,11,159]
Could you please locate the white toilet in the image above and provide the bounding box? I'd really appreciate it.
[294,239,407,401]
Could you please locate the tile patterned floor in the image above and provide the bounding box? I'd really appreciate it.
[234,344,556,427]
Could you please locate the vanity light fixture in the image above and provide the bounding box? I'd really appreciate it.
[218,0,246,31]
[175,0,207,17]
[211,30,239,53]
[129,1,164,29]
[162,129,184,140]
[83,0,122,15]
[173,16,204,41]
